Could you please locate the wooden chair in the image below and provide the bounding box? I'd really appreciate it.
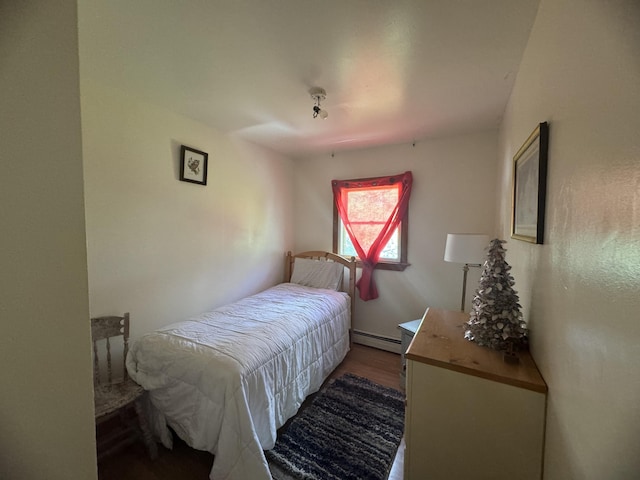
[92,313,157,460]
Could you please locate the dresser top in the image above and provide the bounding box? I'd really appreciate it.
[406,307,547,393]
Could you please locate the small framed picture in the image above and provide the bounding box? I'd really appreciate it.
[511,122,549,244]
[180,145,208,185]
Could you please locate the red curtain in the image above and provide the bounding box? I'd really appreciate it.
[332,171,413,301]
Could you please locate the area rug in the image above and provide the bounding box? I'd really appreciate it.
[266,373,405,480]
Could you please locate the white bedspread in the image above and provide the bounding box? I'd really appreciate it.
[126,283,350,480]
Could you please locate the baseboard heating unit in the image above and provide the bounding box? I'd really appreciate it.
[352,329,402,354]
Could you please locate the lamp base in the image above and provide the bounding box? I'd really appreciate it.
[460,264,469,311]
[460,263,481,312]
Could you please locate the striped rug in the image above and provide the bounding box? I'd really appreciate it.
[266,373,405,480]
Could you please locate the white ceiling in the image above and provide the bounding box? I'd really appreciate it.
[79,0,540,157]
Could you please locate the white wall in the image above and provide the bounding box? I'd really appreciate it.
[80,80,294,337]
[294,132,498,347]
[0,2,97,479]
[496,1,640,478]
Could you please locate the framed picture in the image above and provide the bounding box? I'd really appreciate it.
[180,145,208,185]
[511,122,549,244]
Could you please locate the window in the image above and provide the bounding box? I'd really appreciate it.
[332,172,413,270]
[333,182,409,270]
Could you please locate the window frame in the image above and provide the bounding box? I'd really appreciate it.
[332,179,410,272]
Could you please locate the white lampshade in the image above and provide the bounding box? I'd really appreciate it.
[444,234,489,265]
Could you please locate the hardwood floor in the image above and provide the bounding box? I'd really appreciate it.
[97,344,404,480]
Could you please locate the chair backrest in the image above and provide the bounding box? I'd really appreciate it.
[91,313,130,387]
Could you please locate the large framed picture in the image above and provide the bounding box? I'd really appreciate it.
[511,122,549,244]
[180,145,208,185]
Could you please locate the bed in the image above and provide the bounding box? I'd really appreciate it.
[126,251,356,480]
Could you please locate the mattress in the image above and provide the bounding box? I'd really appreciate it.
[126,282,351,479]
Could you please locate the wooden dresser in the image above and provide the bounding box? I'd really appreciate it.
[404,308,547,480]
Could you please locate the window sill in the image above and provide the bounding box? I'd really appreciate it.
[354,260,411,272]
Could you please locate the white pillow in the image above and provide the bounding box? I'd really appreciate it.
[290,257,344,291]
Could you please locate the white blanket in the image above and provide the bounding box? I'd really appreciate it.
[126,283,351,480]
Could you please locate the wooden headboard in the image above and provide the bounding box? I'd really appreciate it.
[284,250,357,325]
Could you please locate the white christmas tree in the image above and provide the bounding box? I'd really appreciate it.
[465,238,528,351]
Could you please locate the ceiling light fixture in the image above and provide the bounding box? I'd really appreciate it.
[309,87,328,120]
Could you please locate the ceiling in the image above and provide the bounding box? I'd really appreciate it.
[79,0,540,158]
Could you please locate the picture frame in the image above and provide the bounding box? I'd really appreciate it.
[180,145,208,185]
[511,122,549,244]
